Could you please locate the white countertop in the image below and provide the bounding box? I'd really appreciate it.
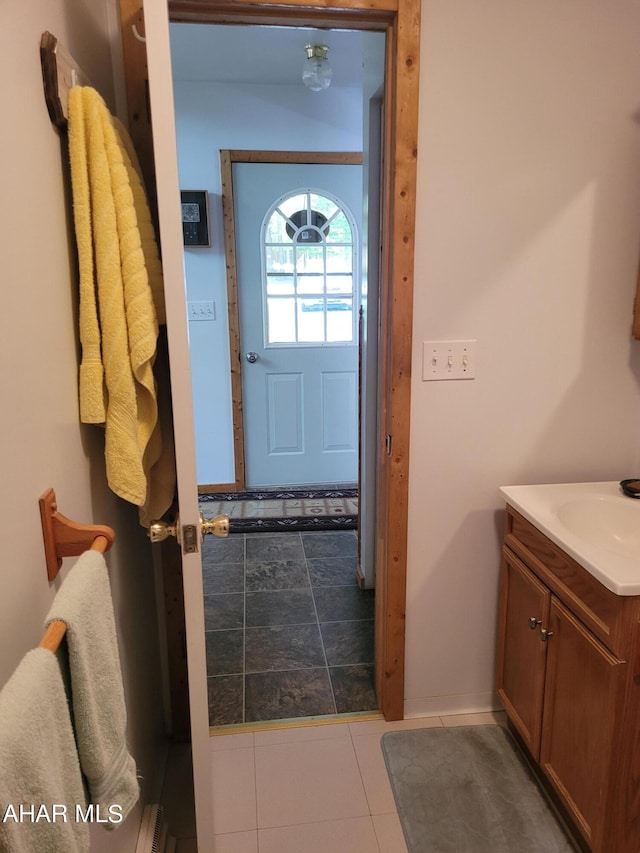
[499,481,640,596]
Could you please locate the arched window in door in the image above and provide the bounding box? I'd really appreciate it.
[262,189,358,345]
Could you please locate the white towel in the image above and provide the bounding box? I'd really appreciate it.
[44,550,139,824]
[0,648,90,853]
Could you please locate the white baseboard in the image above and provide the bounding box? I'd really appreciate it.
[404,691,501,719]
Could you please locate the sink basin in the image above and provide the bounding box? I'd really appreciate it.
[556,497,640,560]
[499,482,640,595]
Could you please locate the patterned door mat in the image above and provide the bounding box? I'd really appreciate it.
[199,487,358,532]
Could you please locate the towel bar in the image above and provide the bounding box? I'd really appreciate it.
[39,488,115,582]
[38,489,115,653]
[39,530,107,653]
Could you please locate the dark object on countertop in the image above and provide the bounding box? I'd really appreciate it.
[620,479,640,498]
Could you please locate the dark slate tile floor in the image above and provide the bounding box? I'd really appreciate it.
[204,530,377,726]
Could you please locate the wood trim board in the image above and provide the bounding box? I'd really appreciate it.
[219,151,246,490]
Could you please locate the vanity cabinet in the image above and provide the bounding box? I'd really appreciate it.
[496,505,640,853]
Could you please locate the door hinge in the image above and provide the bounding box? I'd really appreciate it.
[385,434,392,455]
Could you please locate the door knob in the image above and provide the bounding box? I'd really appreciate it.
[528,617,542,629]
[148,513,230,544]
[148,518,179,544]
[201,513,230,538]
[245,352,259,363]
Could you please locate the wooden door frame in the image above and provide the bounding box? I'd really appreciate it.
[120,0,419,721]
[217,149,364,494]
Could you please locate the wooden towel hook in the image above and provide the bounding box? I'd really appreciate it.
[39,488,115,582]
[40,31,92,130]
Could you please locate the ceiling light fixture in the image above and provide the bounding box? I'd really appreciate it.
[302,44,332,92]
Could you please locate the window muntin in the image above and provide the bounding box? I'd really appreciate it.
[262,188,357,346]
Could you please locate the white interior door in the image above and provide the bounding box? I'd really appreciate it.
[234,161,362,488]
[143,1,214,847]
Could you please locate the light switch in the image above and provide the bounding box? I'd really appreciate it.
[422,340,476,381]
[188,300,216,321]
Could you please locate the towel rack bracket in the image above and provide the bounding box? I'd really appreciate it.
[40,31,92,130]
[39,488,115,582]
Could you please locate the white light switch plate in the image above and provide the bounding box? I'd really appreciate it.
[188,300,216,321]
[422,340,476,381]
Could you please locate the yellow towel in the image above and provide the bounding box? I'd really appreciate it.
[113,114,175,522]
[114,117,166,326]
[68,87,105,424]
[68,87,175,520]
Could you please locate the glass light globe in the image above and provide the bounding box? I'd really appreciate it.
[302,44,332,92]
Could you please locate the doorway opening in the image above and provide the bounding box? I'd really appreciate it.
[138,0,417,738]
[140,0,417,841]
[170,24,384,726]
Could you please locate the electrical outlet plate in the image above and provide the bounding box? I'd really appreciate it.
[422,340,476,381]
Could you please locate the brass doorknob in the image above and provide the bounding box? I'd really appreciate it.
[148,518,179,544]
[200,513,230,538]
[148,513,230,544]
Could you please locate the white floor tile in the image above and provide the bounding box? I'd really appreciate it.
[255,738,369,828]
[351,733,397,815]
[440,710,507,727]
[213,829,259,852]
[253,722,350,747]
[210,732,255,751]
[258,817,380,853]
[211,747,257,834]
[348,716,442,737]
[372,813,408,853]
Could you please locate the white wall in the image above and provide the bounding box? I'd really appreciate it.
[405,0,640,717]
[1,2,166,848]
[172,80,363,485]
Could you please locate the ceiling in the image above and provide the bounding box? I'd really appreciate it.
[169,23,373,88]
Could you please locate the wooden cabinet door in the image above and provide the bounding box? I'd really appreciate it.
[496,549,550,757]
[540,597,624,850]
